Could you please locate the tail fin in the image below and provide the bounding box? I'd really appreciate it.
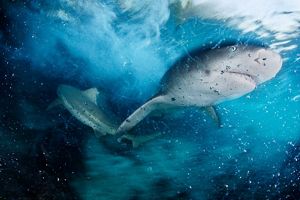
[118,132,162,148]
[117,134,139,148]
[117,96,164,133]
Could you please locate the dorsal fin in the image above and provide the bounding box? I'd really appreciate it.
[82,88,100,105]
[83,87,119,125]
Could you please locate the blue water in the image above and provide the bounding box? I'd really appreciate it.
[1,0,300,199]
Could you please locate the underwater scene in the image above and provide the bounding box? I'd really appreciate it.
[1,0,300,199]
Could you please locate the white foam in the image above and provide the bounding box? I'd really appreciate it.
[177,0,300,51]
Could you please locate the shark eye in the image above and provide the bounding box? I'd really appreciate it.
[230,46,237,52]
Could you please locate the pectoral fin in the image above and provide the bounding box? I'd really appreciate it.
[204,106,221,127]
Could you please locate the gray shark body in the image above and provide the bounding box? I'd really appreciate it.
[49,85,119,136]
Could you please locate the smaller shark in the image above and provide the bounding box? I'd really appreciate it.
[48,84,159,147]
[48,84,119,136]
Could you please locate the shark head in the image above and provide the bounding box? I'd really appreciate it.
[218,44,283,85]
[196,43,283,102]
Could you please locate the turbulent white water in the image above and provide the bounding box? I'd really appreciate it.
[175,0,300,51]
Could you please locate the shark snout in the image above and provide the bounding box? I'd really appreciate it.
[252,48,282,84]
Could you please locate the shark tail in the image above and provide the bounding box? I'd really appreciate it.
[117,96,165,133]
[118,132,162,148]
[117,134,140,148]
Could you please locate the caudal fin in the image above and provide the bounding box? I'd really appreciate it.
[118,132,162,148]
[117,134,139,148]
[117,96,165,133]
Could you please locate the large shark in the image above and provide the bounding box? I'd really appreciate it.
[117,43,282,133]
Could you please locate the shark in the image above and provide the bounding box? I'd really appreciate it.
[48,85,119,136]
[117,42,282,133]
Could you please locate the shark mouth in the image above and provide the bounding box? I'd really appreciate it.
[228,71,257,86]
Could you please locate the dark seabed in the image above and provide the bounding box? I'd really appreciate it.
[0,0,300,199]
